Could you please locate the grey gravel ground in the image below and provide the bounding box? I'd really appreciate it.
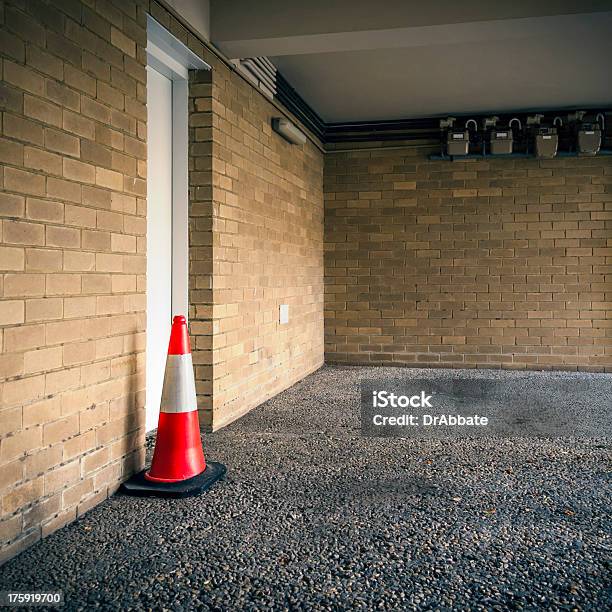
[1,365,610,611]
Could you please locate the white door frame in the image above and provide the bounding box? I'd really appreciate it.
[146,18,209,431]
[146,15,210,319]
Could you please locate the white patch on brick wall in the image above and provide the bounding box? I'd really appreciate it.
[279,304,289,325]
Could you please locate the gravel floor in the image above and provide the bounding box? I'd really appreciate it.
[1,365,610,611]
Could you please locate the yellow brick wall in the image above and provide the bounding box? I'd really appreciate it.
[0,0,147,562]
[325,147,612,371]
[187,69,214,425]
[188,61,325,431]
[0,0,325,562]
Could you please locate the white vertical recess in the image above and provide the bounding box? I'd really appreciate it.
[171,78,189,319]
[145,16,210,432]
[146,66,173,432]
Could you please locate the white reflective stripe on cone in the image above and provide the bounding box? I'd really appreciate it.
[159,353,198,414]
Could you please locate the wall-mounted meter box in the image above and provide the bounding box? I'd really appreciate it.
[489,130,513,155]
[577,123,601,156]
[534,127,558,159]
[446,131,469,156]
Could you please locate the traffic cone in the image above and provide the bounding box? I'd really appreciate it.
[121,315,226,497]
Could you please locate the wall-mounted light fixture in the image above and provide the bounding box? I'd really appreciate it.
[272,117,306,145]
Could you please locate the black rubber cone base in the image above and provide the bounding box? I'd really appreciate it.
[120,461,227,498]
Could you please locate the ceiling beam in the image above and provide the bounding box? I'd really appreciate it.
[213,12,612,59]
[211,0,612,57]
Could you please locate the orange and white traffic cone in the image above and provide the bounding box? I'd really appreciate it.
[122,315,226,497]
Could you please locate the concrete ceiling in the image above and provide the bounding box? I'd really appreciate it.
[210,0,612,123]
